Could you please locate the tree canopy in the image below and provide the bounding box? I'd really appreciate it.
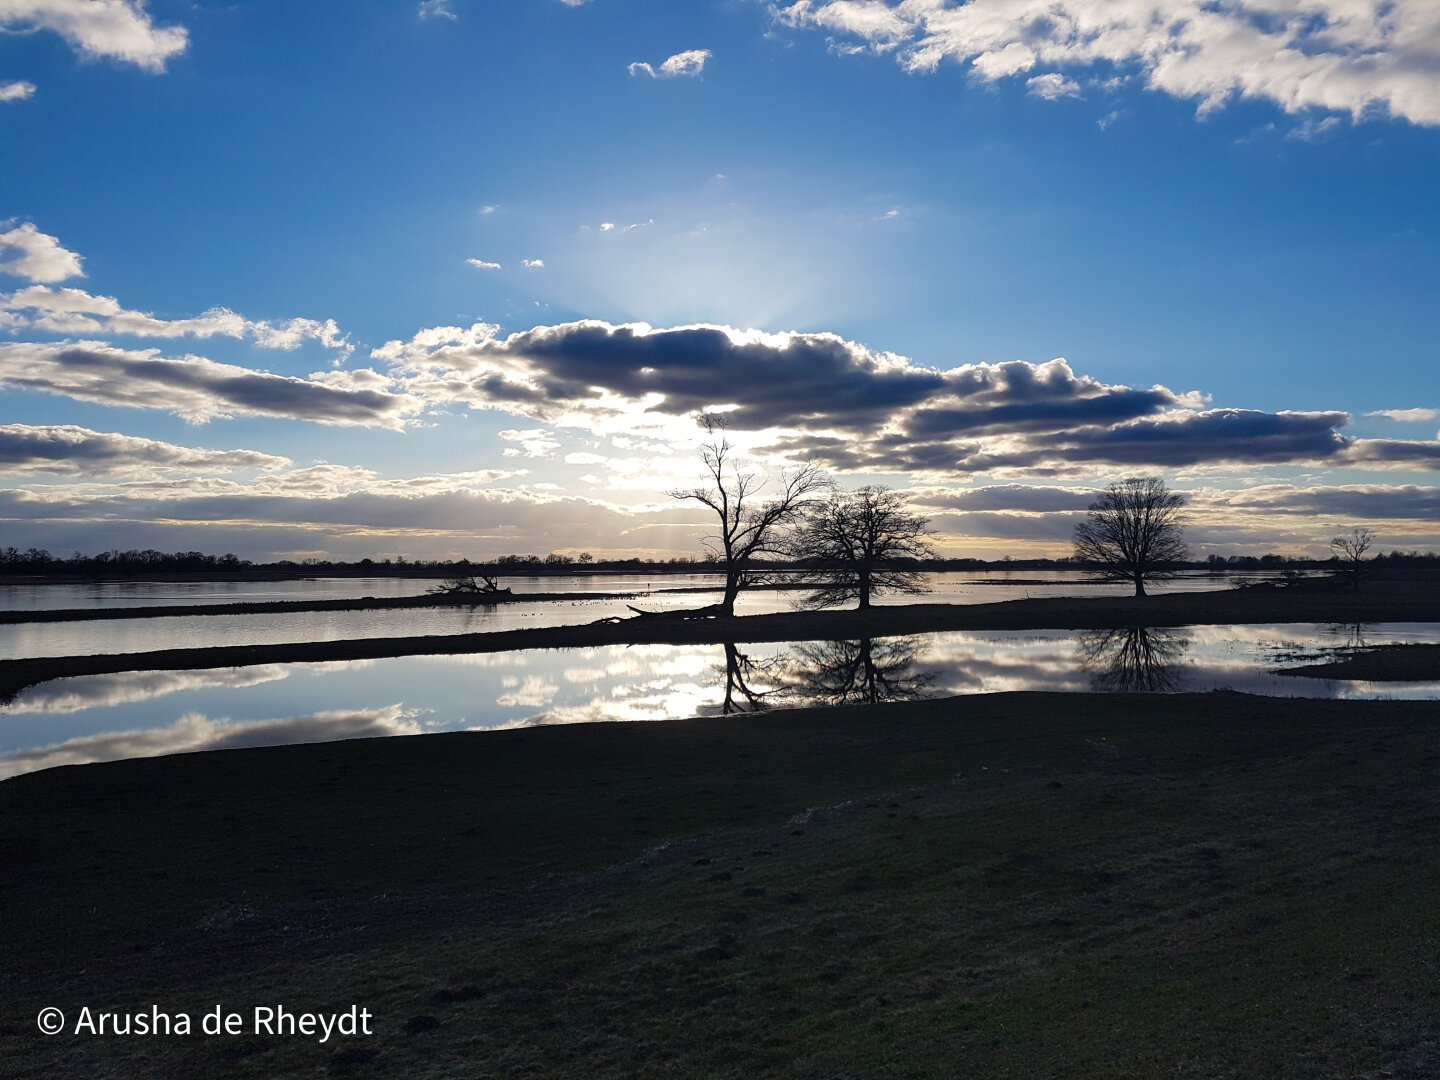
[1072,477,1188,598]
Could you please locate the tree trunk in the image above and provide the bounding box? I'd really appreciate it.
[857,567,871,610]
[720,570,741,616]
[1134,575,1147,598]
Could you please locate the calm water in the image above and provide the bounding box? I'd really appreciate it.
[2,622,1434,778]
[0,570,1269,659]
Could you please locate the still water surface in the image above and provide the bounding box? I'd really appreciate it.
[0,570,1274,659]
[2,622,1434,778]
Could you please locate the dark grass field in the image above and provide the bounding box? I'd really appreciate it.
[4,689,1440,1077]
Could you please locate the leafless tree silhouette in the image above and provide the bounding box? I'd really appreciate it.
[717,642,789,714]
[1330,527,1374,590]
[668,414,826,616]
[786,637,936,706]
[791,486,936,609]
[1072,477,1188,597]
[1077,626,1190,692]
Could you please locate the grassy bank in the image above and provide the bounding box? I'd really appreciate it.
[3,691,1439,1077]
[1280,643,1440,682]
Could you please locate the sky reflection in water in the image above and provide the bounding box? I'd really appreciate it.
[2,622,1436,778]
[0,570,1279,658]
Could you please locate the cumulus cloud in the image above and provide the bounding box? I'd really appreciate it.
[0,0,188,73]
[522,258,545,269]
[0,80,36,102]
[417,0,457,19]
[375,319,951,430]
[0,423,291,476]
[0,341,416,427]
[466,258,502,270]
[370,317,1440,480]
[1,285,353,354]
[774,0,1440,126]
[629,49,712,78]
[1027,72,1081,100]
[0,223,84,283]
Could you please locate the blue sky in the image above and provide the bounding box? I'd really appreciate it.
[1,0,1437,561]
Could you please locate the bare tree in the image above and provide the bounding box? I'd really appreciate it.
[1072,476,1188,597]
[1330,526,1375,590]
[792,486,935,609]
[668,414,827,616]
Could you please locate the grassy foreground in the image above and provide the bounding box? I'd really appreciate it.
[3,691,1439,1077]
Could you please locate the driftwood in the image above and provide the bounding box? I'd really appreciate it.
[624,603,727,620]
[428,574,512,598]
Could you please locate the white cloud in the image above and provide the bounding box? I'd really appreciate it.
[600,222,616,232]
[1368,408,1440,422]
[417,0,457,19]
[522,258,545,269]
[0,0,188,73]
[0,223,84,283]
[1027,72,1081,100]
[498,428,561,458]
[0,80,36,102]
[466,258,503,270]
[775,1,1440,126]
[629,49,712,79]
[1,284,353,355]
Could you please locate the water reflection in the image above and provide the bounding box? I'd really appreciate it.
[4,623,1438,778]
[787,637,937,706]
[713,642,787,715]
[1077,627,1191,693]
[1,703,424,777]
[9,665,293,714]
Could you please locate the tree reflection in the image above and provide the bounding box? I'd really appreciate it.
[715,641,787,715]
[1328,620,1370,650]
[1077,627,1190,693]
[786,637,937,706]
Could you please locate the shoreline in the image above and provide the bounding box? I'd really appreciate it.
[2,578,1435,700]
[1278,642,1440,682]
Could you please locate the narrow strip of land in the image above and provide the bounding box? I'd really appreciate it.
[0,588,640,625]
[1278,643,1440,682]
[1,579,1433,700]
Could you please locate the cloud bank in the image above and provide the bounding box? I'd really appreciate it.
[0,341,415,427]
[774,0,1440,125]
[0,423,290,476]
